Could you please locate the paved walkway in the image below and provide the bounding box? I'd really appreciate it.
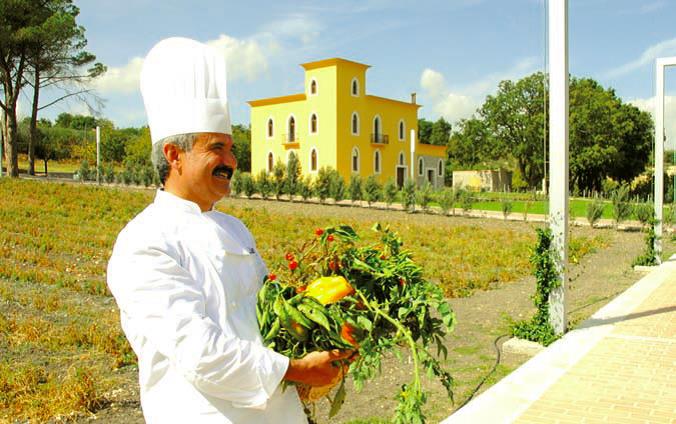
[443,256,676,424]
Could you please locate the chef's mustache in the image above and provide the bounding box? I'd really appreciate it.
[212,165,234,180]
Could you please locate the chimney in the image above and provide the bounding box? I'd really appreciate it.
[411,92,417,104]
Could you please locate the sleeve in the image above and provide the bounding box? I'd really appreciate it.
[107,232,289,409]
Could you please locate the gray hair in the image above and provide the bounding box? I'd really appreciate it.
[151,133,200,184]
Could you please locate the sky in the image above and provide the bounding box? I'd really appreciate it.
[25,0,676,147]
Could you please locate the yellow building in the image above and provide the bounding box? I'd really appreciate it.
[248,58,446,188]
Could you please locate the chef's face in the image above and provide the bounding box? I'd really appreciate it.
[179,132,237,209]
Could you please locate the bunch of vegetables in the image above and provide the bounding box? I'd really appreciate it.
[256,224,456,423]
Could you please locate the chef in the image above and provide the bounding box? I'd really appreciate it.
[107,37,349,423]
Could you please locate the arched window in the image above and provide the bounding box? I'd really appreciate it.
[267,118,274,138]
[418,157,424,176]
[373,116,381,136]
[310,113,318,134]
[310,79,317,95]
[288,116,295,142]
[399,120,405,140]
[310,148,318,172]
[374,150,381,174]
[351,78,359,96]
[351,147,360,173]
[399,152,405,166]
[267,152,274,173]
[351,112,359,135]
[438,159,443,176]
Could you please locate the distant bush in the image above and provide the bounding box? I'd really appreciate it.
[610,184,632,228]
[402,179,416,213]
[458,189,473,215]
[437,187,456,216]
[383,178,398,209]
[314,167,333,204]
[416,182,433,213]
[363,176,382,207]
[329,170,346,203]
[349,175,363,205]
[586,197,605,228]
[77,160,91,182]
[634,201,653,229]
[501,199,513,220]
[299,175,314,202]
[230,171,242,196]
[255,170,273,200]
[241,173,256,198]
[103,163,116,184]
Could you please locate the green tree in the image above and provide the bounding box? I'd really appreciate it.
[383,178,398,209]
[416,181,433,212]
[418,118,433,144]
[298,175,314,202]
[428,117,452,146]
[33,125,74,174]
[363,175,382,207]
[447,117,489,169]
[284,151,301,199]
[25,0,105,175]
[314,167,332,203]
[232,124,251,172]
[348,175,363,205]
[329,170,346,203]
[255,170,272,200]
[272,159,286,200]
[402,179,416,212]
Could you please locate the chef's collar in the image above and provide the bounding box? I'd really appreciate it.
[154,189,208,214]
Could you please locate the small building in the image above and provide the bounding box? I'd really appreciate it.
[248,58,446,188]
[452,169,512,192]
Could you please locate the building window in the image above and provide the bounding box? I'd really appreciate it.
[310,148,318,172]
[438,159,443,176]
[267,152,274,173]
[310,113,318,134]
[373,115,381,136]
[399,120,405,140]
[267,118,274,138]
[418,157,424,176]
[399,152,405,166]
[310,79,317,95]
[351,112,359,135]
[374,150,381,174]
[351,78,359,96]
[351,147,360,173]
[288,116,296,142]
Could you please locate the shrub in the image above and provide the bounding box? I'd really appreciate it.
[348,175,363,205]
[586,197,605,228]
[230,171,242,196]
[78,160,91,182]
[272,160,286,200]
[402,179,416,213]
[523,200,530,221]
[632,217,658,266]
[299,175,314,202]
[610,184,633,228]
[255,170,273,200]
[438,187,456,216]
[634,201,653,229]
[314,167,333,204]
[383,178,398,210]
[285,152,301,200]
[363,176,382,207]
[601,178,619,197]
[103,163,116,184]
[501,199,513,220]
[329,170,346,203]
[140,164,155,187]
[241,173,256,199]
[416,181,433,213]
[458,189,473,215]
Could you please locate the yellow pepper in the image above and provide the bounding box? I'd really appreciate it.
[305,276,354,305]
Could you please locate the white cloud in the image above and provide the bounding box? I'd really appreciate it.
[604,38,676,79]
[206,35,268,82]
[420,57,540,124]
[629,95,676,149]
[93,57,144,94]
[420,69,477,124]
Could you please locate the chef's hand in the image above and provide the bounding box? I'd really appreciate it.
[284,350,354,386]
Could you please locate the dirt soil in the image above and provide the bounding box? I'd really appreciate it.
[79,198,652,424]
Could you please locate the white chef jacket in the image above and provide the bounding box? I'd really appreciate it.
[107,190,306,423]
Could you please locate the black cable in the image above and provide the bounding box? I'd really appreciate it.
[456,333,510,410]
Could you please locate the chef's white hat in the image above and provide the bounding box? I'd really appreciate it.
[140,37,232,144]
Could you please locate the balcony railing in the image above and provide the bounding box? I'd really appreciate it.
[371,133,389,144]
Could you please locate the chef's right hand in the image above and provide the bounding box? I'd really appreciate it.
[284,350,354,386]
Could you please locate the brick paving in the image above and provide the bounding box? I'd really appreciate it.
[444,257,676,424]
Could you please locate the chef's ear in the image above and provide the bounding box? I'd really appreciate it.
[163,143,182,171]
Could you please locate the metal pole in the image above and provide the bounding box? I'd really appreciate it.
[410,128,415,182]
[654,60,666,263]
[548,0,569,335]
[96,126,101,184]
